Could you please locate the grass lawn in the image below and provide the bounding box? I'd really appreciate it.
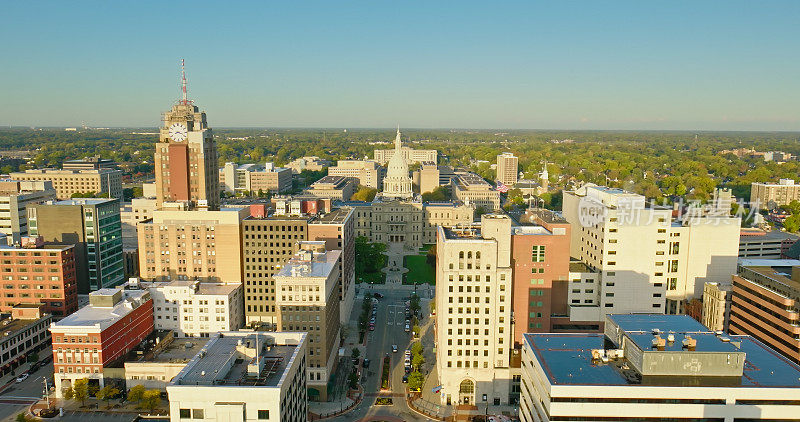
[403,254,435,285]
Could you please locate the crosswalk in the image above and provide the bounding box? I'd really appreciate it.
[0,395,39,405]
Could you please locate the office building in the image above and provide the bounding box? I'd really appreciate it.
[374,142,437,165]
[154,80,220,210]
[50,287,154,395]
[166,331,308,422]
[702,281,732,332]
[137,207,248,283]
[0,237,78,317]
[520,314,800,422]
[307,208,356,324]
[0,305,52,377]
[285,156,330,174]
[435,214,514,406]
[750,179,800,210]
[10,168,122,200]
[729,261,800,364]
[134,278,244,338]
[220,162,292,195]
[0,180,56,245]
[416,162,441,194]
[562,184,740,316]
[510,209,573,344]
[328,160,383,190]
[62,157,117,171]
[496,152,518,187]
[452,171,501,211]
[303,176,357,201]
[739,228,798,258]
[275,242,341,401]
[28,198,124,293]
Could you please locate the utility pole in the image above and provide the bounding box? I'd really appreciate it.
[42,376,50,408]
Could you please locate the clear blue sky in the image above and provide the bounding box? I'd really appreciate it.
[1,1,798,130]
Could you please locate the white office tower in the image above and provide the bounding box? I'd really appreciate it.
[434,214,513,406]
[562,184,739,315]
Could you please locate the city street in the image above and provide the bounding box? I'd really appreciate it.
[328,286,434,422]
[0,360,53,421]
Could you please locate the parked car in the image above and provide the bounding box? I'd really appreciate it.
[363,358,370,369]
[402,373,409,383]
[391,344,398,353]
[369,324,375,331]
[373,293,384,299]
[16,373,29,383]
[404,323,410,332]
[352,357,360,366]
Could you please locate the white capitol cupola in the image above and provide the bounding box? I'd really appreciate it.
[381,127,413,199]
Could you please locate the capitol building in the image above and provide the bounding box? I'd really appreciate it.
[347,128,473,249]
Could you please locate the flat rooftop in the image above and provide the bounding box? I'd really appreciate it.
[172,332,305,388]
[50,198,117,206]
[311,207,352,224]
[125,332,203,365]
[525,314,800,388]
[740,264,800,291]
[53,289,150,330]
[275,250,340,279]
[141,279,241,296]
[0,314,50,337]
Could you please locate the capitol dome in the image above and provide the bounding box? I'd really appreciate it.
[382,127,413,199]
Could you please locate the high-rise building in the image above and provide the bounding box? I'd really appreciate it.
[328,160,384,190]
[275,242,341,401]
[137,207,248,283]
[750,179,800,210]
[496,152,518,187]
[50,287,154,395]
[166,331,308,422]
[10,168,122,200]
[562,184,740,316]
[155,68,220,211]
[520,314,800,422]
[0,180,56,245]
[510,209,571,344]
[307,208,356,324]
[416,162,440,194]
[729,261,800,364]
[435,214,514,406]
[0,237,78,317]
[28,198,124,293]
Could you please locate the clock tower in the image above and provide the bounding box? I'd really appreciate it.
[154,60,220,210]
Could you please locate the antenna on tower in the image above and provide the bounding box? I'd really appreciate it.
[180,59,189,105]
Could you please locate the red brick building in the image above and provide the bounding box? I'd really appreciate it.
[50,287,154,394]
[0,236,78,317]
[510,209,571,346]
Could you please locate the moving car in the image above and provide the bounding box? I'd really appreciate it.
[391,344,398,353]
[404,323,410,332]
[16,373,29,383]
[402,373,409,383]
[363,358,370,369]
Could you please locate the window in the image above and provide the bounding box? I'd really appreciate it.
[258,410,270,420]
[192,409,204,419]
[180,409,191,419]
[531,245,546,262]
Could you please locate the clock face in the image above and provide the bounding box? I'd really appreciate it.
[168,123,188,142]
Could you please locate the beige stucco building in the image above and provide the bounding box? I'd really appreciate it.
[702,281,731,332]
[452,171,501,211]
[496,152,518,186]
[137,208,248,283]
[10,168,122,200]
[304,176,357,201]
[328,160,383,189]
